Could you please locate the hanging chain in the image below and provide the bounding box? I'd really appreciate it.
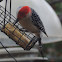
[9,0,11,21]
[0,41,17,62]
[2,0,17,62]
[4,0,7,28]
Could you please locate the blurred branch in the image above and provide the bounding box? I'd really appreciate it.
[47,0,62,24]
[48,0,62,5]
[58,14,62,24]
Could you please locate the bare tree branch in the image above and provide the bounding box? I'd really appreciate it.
[48,0,62,5]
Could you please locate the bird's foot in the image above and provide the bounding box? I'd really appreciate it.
[39,45,42,48]
[38,38,44,57]
[38,46,44,57]
[38,38,42,46]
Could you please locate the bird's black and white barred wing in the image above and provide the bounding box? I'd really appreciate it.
[31,8,48,36]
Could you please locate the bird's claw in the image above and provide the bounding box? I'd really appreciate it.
[39,45,42,48]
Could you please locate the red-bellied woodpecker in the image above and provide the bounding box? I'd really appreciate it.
[14,6,48,46]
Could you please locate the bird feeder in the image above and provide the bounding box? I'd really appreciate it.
[0,5,38,50]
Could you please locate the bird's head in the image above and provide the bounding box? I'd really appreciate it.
[14,6,31,25]
[18,6,32,19]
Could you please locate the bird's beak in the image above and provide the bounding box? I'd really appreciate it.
[14,18,19,25]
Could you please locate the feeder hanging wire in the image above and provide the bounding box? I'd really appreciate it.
[0,0,17,62]
[4,0,7,28]
[0,41,17,62]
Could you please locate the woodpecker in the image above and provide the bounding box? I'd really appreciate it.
[14,6,48,46]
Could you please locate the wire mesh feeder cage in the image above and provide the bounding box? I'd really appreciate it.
[0,5,38,50]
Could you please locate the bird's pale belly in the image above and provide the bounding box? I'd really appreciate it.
[19,20,39,33]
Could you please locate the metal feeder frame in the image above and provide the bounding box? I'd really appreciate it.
[0,5,38,50]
